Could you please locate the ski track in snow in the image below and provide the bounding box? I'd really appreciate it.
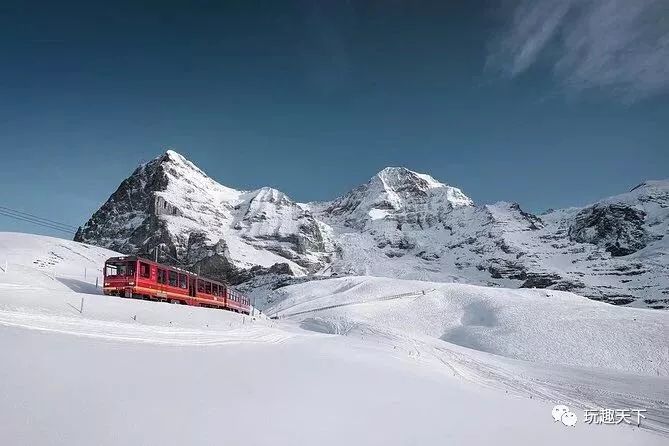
[428,338,669,436]
[273,276,669,437]
[296,316,669,436]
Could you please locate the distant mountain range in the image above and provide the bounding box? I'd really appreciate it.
[75,150,669,309]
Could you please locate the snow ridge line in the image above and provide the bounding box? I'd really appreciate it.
[272,289,436,319]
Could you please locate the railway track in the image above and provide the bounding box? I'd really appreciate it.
[270,288,436,319]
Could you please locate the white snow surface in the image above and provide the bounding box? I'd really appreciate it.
[0,232,667,445]
[267,276,668,376]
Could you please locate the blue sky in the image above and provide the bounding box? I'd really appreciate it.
[1,1,667,237]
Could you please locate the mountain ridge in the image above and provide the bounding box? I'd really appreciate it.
[75,150,669,309]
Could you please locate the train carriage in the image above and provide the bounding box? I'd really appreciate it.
[103,256,251,315]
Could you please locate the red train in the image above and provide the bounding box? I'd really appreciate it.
[103,256,251,315]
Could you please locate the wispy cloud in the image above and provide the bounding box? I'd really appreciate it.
[488,0,669,102]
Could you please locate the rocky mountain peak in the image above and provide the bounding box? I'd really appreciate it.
[248,187,293,206]
[375,166,442,191]
[76,150,334,283]
[323,167,473,227]
[629,179,669,193]
[373,167,470,202]
[159,149,207,178]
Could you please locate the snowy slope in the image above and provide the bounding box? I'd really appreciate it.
[264,276,669,434]
[0,232,120,295]
[75,150,668,309]
[266,276,668,376]
[1,232,667,445]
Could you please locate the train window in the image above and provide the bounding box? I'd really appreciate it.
[105,261,135,277]
[179,274,187,289]
[212,283,218,296]
[139,262,150,278]
[197,280,204,293]
[157,269,164,284]
[104,263,118,277]
[168,270,177,287]
[205,282,212,294]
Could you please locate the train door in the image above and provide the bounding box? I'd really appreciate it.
[156,268,167,300]
[189,277,196,297]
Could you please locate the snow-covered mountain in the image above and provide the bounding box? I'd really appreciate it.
[75,150,669,309]
[75,150,334,282]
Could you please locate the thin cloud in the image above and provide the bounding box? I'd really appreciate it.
[488,0,669,102]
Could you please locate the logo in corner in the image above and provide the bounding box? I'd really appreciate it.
[552,405,577,427]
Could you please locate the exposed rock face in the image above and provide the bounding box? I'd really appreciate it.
[77,150,669,309]
[569,204,648,256]
[74,157,168,253]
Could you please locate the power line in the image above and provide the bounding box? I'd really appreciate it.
[0,205,78,231]
[0,207,77,235]
[0,209,75,234]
